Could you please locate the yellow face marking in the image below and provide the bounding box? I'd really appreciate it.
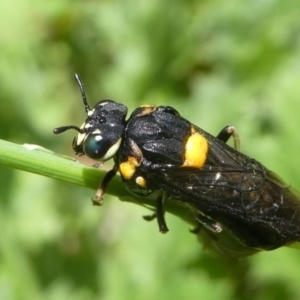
[119,156,140,180]
[183,126,208,168]
[76,122,88,146]
[135,176,147,188]
[87,108,95,117]
[102,137,122,161]
[92,129,102,134]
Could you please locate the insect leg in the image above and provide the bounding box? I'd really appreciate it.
[216,125,240,151]
[93,165,118,205]
[143,193,169,233]
[156,193,169,233]
[128,138,143,162]
[195,214,223,233]
[143,213,156,221]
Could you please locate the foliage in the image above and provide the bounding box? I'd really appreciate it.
[1,0,300,299]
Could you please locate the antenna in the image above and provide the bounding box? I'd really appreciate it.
[74,73,90,113]
[53,125,83,135]
[53,73,90,135]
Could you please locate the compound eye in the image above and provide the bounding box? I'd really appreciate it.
[83,134,110,160]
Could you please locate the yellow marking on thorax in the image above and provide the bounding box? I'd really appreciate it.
[183,126,208,168]
[135,105,157,117]
[119,156,140,180]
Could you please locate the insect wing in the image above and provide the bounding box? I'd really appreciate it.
[145,126,300,250]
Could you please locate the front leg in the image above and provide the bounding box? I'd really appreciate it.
[93,165,119,205]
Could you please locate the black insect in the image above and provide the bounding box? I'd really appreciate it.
[54,74,300,256]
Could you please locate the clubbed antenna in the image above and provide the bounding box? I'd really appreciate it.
[53,125,83,134]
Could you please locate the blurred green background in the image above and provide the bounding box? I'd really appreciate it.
[1,0,300,299]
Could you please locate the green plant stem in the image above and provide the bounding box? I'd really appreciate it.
[0,139,259,258]
[0,139,195,226]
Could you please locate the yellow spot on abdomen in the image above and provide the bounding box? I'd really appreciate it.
[120,156,140,180]
[183,129,208,168]
[136,176,147,187]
